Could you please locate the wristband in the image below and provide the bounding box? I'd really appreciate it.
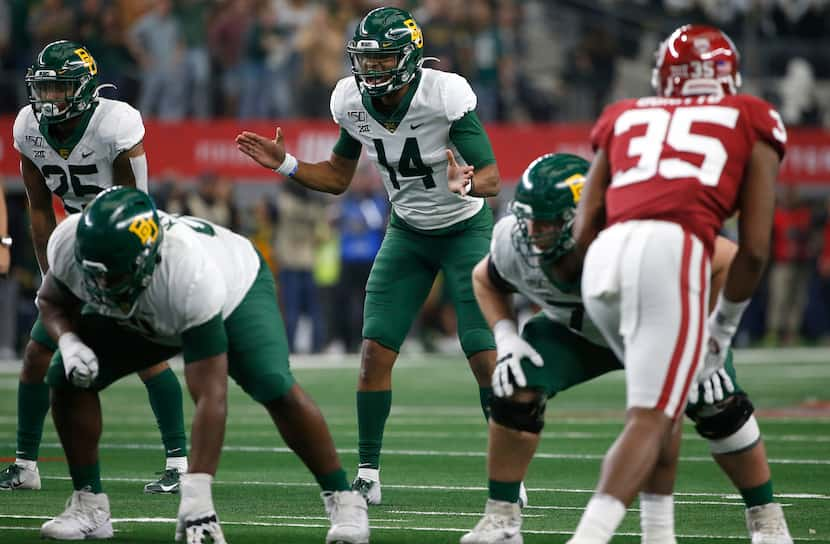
[274,152,298,177]
[711,292,751,336]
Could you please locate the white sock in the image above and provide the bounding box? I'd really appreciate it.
[357,467,380,482]
[640,493,676,544]
[15,458,37,471]
[166,456,188,472]
[570,494,626,544]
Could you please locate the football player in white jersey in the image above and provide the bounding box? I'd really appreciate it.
[237,6,508,505]
[2,40,189,494]
[461,154,791,544]
[36,187,370,543]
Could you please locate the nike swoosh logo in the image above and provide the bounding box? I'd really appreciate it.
[167,448,182,454]
[157,483,179,492]
[410,122,424,130]
[82,151,93,158]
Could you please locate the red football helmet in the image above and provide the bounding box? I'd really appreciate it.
[651,24,741,98]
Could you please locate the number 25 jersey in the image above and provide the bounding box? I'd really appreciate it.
[591,93,787,254]
[13,97,145,213]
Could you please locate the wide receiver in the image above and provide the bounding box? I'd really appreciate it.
[570,25,788,544]
[237,6,508,505]
[461,153,792,544]
[4,40,187,494]
[36,187,369,543]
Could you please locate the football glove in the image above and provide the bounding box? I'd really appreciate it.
[492,320,543,398]
[176,473,226,544]
[58,332,99,388]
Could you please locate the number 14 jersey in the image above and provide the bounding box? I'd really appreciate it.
[591,93,787,253]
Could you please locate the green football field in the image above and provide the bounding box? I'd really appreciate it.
[0,350,828,543]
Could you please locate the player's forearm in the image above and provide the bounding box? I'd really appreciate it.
[721,250,768,303]
[470,164,500,197]
[30,214,55,273]
[472,262,514,328]
[292,161,352,195]
[37,275,80,341]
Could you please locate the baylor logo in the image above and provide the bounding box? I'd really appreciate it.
[129,217,159,246]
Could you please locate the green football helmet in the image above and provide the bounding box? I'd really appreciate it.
[25,40,100,124]
[75,187,163,315]
[510,153,590,265]
[346,7,424,97]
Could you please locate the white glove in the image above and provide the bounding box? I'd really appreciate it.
[176,473,226,544]
[492,320,543,398]
[58,332,99,388]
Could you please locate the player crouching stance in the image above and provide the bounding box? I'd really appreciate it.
[36,187,369,543]
[461,154,791,544]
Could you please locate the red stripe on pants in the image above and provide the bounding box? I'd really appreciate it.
[657,232,692,412]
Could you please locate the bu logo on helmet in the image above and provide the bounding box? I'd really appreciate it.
[403,19,423,49]
[557,174,585,203]
[129,217,159,246]
[74,48,97,75]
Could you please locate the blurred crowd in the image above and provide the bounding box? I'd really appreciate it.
[0,0,829,125]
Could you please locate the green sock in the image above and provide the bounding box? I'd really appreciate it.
[740,480,775,508]
[356,390,391,469]
[17,382,50,462]
[479,387,493,421]
[69,461,103,493]
[144,368,187,458]
[315,467,350,492]
[489,479,521,503]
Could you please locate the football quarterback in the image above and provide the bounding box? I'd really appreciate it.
[237,6,504,506]
[2,40,188,497]
[37,187,369,543]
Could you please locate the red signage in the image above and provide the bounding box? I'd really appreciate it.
[2,117,829,184]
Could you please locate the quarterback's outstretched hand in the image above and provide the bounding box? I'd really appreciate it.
[689,316,735,405]
[492,321,543,398]
[236,127,286,170]
[176,473,227,544]
[446,150,475,196]
[58,332,99,388]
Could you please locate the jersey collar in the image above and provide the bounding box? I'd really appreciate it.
[362,71,421,133]
[39,104,97,160]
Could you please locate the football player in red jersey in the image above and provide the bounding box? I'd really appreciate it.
[570,25,791,544]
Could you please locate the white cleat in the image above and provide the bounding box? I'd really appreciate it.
[746,503,793,544]
[518,482,528,509]
[351,469,382,505]
[460,499,522,544]
[0,463,41,490]
[40,490,113,540]
[323,490,370,544]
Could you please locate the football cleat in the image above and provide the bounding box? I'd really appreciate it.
[322,490,370,544]
[746,503,793,544]
[0,463,41,490]
[40,489,113,540]
[144,468,181,494]
[460,499,522,544]
[351,476,382,505]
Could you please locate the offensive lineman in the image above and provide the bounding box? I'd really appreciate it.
[4,40,187,494]
[36,187,370,543]
[571,25,788,543]
[461,153,792,544]
[237,6,507,505]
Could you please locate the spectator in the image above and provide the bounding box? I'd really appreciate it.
[174,0,213,118]
[274,182,327,353]
[294,4,349,118]
[27,0,75,53]
[779,57,822,126]
[464,0,504,122]
[186,172,239,230]
[207,0,254,117]
[766,186,813,346]
[127,0,187,120]
[817,197,830,343]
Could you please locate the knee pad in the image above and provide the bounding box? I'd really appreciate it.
[688,392,760,454]
[490,394,546,434]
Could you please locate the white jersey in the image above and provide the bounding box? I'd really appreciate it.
[47,212,260,345]
[490,215,607,346]
[330,68,483,230]
[13,98,146,213]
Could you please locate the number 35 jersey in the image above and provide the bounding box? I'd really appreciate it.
[591,93,787,254]
[13,97,146,213]
[330,68,483,230]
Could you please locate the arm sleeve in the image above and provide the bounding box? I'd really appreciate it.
[487,256,517,294]
[441,72,477,121]
[332,127,362,160]
[329,78,345,124]
[181,313,228,363]
[449,111,496,169]
[488,216,522,293]
[12,107,32,157]
[113,104,145,154]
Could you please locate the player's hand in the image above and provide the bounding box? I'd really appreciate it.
[446,150,475,196]
[493,330,543,398]
[236,127,287,170]
[176,473,227,544]
[689,318,735,405]
[58,332,99,388]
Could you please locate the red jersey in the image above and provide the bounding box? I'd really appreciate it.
[591,93,787,254]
